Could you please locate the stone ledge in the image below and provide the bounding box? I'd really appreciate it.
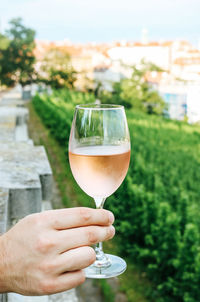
[0,107,29,142]
[0,188,9,234]
[0,142,52,201]
[0,107,28,123]
[15,124,29,142]
[0,128,15,141]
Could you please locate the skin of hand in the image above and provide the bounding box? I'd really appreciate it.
[0,207,115,296]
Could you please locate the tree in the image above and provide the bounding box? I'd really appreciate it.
[0,34,9,50]
[101,62,166,115]
[0,18,36,87]
[38,47,77,89]
[0,34,10,86]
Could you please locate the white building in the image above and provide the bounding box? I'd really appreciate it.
[107,45,171,70]
[159,83,200,123]
[187,85,200,123]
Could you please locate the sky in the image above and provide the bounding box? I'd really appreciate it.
[0,0,200,45]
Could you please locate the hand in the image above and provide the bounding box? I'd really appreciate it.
[0,207,115,295]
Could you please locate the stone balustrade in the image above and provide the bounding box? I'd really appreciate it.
[0,88,78,302]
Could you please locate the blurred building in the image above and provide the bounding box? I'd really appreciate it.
[107,43,171,70]
[34,38,200,123]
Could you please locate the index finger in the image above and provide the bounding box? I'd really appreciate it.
[43,207,114,230]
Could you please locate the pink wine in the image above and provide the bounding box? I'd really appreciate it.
[69,145,130,198]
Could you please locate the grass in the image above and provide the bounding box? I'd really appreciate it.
[27,101,157,302]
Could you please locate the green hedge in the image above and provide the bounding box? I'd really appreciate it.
[33,89,95,147]
[33,89,200,302]
[108,111,200,302]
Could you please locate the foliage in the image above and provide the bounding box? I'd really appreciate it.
[0,18,36,87]
[38,47,77,89]
[0,34,9,51]
[99,280,115,302]
[32,89,94,147]
[0,34,10,81]
[100,62,166,115]
[32,89,200,302]
[107,111,200,302]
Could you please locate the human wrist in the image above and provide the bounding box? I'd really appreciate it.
[0,234,10,293]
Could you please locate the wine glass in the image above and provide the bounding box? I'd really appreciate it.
[69,104,130,278]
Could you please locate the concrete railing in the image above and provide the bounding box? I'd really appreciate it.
[0,88,78,302]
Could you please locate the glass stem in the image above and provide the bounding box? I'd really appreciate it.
[94,198,111,268]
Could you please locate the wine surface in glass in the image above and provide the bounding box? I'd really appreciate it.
[69,145,130,198]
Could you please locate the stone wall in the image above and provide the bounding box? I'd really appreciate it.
[0,88,78,302]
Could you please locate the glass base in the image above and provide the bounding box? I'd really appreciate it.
[84,254,127,279]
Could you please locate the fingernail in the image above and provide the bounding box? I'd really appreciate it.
[109,212,115,224]
[110,225,115,236]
